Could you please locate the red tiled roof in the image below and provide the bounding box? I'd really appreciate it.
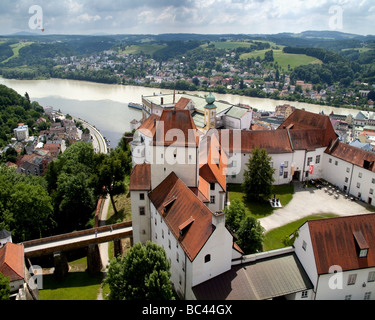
[154,110,199,147]
[289,128,329,151]
[129,164,151,191]
[213,129,292,154]
[199,134,227,191]
[174,97,191,110]
[138,114,160,138]
[0,243,24,282]
[325,141,375,173]
[279,109,337,146]
[307,213,375,274]
[148,172,215,261]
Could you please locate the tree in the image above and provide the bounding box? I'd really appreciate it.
[236,216,264,254]
[45,142,97,233]
[96,150,128,215]
[0,167,54,242]
[264,50,274,62]
[243,147,275,202]
[224,199,246,233]
[0,273,10,300]
[106,242,174,300]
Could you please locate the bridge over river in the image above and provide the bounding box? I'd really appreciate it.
[21,222,133,276]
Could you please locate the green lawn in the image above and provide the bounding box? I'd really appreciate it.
[240,49,322,71]
[39,272,104,300]
[119,44,165,56]
[262,214,338,251]
[228,183,294,219]
[211,41,252,50]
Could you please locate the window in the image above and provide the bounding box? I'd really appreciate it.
[139,193,145,200]
[370,189,374,195]
[347,274,357,285]
[307,157,313,166]
[176,252,179,262]
[168,239,171,249]
[210,196,215,204]
[357,183,361,189]
[367,271,375,282]
[345,177,349,183]
[161,153,164,159]
[329,158,332,164]
[204,254,211,263]
[359,249,368,258]
[359,172,363,178]
[316,156,320,164]
[372,178,375,184]
[346,167,350,173]
[302,240,307,251]
[284,161,289,168]
[364,292,371,300]
[284,171,288,179]
[301,291,308,299]
[162,229,164,239]
[139,207,145,216]
[345,295,352,300]
[335,161,338,166]
[210,183,215,191]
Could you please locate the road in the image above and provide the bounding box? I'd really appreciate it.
[73,116,108,154]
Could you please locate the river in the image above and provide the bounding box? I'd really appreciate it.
[0,77,361,148]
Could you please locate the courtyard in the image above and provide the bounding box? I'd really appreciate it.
[258,182,374,232]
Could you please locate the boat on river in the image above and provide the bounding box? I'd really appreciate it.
[128,102,143,110]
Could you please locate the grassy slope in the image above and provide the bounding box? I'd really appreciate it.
[240,49,323,70]
[1,42,33,63]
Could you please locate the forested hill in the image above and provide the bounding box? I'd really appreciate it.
[0,84,45,148]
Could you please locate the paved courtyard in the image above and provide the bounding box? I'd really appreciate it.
[259,182,374,232]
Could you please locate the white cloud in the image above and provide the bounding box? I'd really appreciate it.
[0,0,374,35]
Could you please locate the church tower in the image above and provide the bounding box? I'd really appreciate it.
[204,93,217,131]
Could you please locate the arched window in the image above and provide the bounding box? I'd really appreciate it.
[204,254,211,263]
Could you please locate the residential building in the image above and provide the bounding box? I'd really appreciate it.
[294,214,375,300]
[0,243,25,295]
[13,124,29,141]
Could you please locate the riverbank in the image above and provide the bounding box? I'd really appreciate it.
[1,75,370,114]
[0,77,365,150]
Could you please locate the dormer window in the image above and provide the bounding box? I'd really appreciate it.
[353,231,369,258]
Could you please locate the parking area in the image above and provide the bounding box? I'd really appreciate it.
[259,182,374,232]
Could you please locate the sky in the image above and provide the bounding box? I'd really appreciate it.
[1,0,374,36]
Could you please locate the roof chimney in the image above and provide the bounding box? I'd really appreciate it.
[212,211,225,228]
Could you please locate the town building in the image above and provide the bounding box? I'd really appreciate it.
[130,92,375,300]
[13,124,29,142]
